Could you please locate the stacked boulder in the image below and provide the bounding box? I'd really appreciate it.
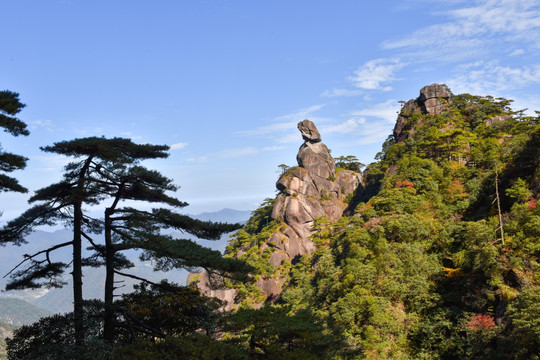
[269,120,362,260]
[190,120,363,307]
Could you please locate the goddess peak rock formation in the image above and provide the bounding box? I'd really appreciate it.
[189,120,363,307]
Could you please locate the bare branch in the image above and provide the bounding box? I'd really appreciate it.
[114,270,160,287]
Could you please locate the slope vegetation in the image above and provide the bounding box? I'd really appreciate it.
[220,84,540,359]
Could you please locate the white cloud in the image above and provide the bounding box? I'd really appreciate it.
[119,131,143,140]
[510,49,525,56]
[321,118,365,134]
[237,104,326,138]
[320,88,364,98]
[326,100,402,146]
[447,0,540,35]
[170,142,188,150]
[382,0,540,59]
[447,61,540,95]
[509,93,540,115]
[276,133,302,144]
[192,145,285,163]
[273,104,326,122]
[74,127,105,136]
[237,121,298,137]
[349,58,404,91]
[353,119,396,146]
[351,100,401,123]
[33,154,72,171]
[29,119,54,132]
[186,156,208,162]
[262,146,286,152]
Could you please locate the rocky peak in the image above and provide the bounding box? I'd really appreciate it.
[296,120,335,180]
[394,83,450,142]
[418,84,450,115]
[271,120,361,255]
[191,120,363,306]
[297,119,322,142]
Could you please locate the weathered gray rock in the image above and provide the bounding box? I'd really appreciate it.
[393,83,450,142]
[269,250,287,266]
[187,271,237,311]
[419,83,450,103]
[190,119,363,308]
[419,84,450,115]
[256,277,286,302]
[297,119,321,142]
[393,99,420,142]
[271,120,362,259]
[297,141,335,179]
[485,115,510,126]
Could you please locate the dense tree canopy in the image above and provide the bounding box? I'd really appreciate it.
[220,91,540,359]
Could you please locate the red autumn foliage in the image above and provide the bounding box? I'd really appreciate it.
[363,217,382,233]
[395,179,414,189]
[467,314,495,331]
[529,197,537,210]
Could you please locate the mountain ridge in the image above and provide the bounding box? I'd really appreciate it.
[194,84,540,358]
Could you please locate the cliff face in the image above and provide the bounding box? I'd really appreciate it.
[270,120,362,259]
[190,120,363,307]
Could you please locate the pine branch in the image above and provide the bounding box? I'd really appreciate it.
[3,240,73,278]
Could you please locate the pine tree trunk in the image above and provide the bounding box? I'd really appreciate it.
[103,208,115,343]
[73,202,84,347]
[73,156,94,347]
[495,162,505,245]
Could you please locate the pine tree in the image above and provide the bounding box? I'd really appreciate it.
[0,90,29,193]
[0,137,169,346]
[1,136,251,345]
[87,161,248,342]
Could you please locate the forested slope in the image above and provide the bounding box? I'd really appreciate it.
[220,84,540,359]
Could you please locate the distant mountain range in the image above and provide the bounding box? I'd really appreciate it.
[0,298,51,326]
[0,208,252,315]
[192,208,251,224]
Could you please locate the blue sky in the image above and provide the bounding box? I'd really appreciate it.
[1,0,539,219]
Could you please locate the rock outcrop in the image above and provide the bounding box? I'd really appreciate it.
[190,120,363,307]
[394,84,450,142]
[186,271,236,311]
[271,120,362,259]
[418,83,450,115]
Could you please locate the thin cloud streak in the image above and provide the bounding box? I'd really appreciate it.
[33,154,72,171]
[321,118,365,134]
[382,0,540,55]
[236,104,326,139]
[353,119,395,146]
[447,61,540,95]
[349,58,404,91]
[351,100,401,123]
[170,142,188,150]
[320,88,364,98]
